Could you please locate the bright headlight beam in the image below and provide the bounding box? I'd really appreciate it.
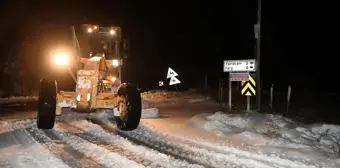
[112,59,119,67]
[54,53,68,65]
[110,29,116,35]
[87,27,93,33]
[111,76,116,82]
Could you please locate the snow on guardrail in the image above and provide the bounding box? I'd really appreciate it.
[0,96,38,104]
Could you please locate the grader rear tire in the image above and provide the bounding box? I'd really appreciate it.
[37,79,57,129]
[115,83,142,131]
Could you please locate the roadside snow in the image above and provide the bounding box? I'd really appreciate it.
[141,90,210,106]
[142,108,160,118]
[141,89,211,119]
[187,111,340,167]
[142,100,153,109]
[188,97,211,103]
[0,119,31,134]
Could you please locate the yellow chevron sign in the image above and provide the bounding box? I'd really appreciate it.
[241,75,256,96]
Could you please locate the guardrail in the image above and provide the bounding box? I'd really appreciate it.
[0,97,38,113]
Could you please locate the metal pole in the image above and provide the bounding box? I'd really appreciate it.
[219,79,222,101]
[228,77,232,111]
[256,0,262,111]
[205,74,208,89]
[247,96,250,112]
[221,79,224,101]
[286,85,292,116]
[270,84,274,108]
[115,41,122,80]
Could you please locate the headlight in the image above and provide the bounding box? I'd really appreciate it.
[54,52,68,65]
[87,27,93,33]
[112,59,119,67]
[111,76,116,82]
[87,93,91,102]
[110,29,116,35]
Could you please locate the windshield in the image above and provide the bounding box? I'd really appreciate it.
[79,24,121,59]
[88,34,117,56]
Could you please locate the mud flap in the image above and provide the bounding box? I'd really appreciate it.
[37,79,57,129]
[115,83,142,131]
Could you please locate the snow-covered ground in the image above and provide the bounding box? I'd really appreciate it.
[141,90,211,106]
[187,111,340,167]
[2,89,340,167]
[141,89,211,118]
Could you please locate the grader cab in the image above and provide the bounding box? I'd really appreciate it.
[37,24,141,131]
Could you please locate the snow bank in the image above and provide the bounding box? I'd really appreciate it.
[141,90,210,106]
[187,111,340,160]
[140,89,212,119]
[0,119,31,134]
[187,97,211,103]
[142,100,152,109]
[141,108,160,118]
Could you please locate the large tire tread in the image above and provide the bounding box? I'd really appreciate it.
[115,83,142,131]
[37,79,57,129]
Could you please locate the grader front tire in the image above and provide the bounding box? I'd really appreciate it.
[115,83,142,131]
[37,79,57,129]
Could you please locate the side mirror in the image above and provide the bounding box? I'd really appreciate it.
[123,39,130,59]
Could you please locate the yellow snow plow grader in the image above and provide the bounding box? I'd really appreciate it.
[37,24,141,130]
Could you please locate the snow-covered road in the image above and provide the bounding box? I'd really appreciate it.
[0,118,203,168]
[1,90,340,168]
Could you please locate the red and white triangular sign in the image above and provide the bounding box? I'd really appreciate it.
[169,76,181,85]
[167,67,178,79]
[159,81,163,86]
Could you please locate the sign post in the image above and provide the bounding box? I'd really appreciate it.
[247,97,250,112]
[167,67,181,92]
[167,67,181,86]
[228,79,232,111]
[224,59,256,112]
[241,75,256,112]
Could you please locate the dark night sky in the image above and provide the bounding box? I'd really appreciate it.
[0,0,338,91]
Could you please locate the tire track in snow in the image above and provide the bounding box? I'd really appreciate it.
[59,122,156,167]
[65,119,204,168]
[141,124,319,168]
[89,118,215,168]
[8,128,71,168]
[25,121,102,168]
[52,122,145,168]
[118,126,274,168]
[0,152,12,168]
[0,119,70,168]
[90,118,260,168]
